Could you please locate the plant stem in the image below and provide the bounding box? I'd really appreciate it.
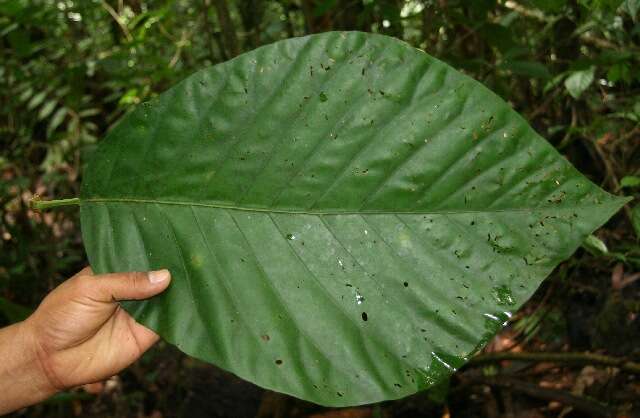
[469,351,640,374]
[30,198,81,210]
[461,376,613,417]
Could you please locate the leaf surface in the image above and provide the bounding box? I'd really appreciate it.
[80,32,628,406]
[564,67,595,98]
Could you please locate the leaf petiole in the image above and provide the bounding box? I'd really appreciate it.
[30,197,80,210]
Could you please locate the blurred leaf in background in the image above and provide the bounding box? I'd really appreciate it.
[621,175,640,188]
[0,296,32,323]
[633,205,640,238]
[565,67,595,98]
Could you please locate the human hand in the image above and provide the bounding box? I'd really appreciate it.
[0,267,171,413]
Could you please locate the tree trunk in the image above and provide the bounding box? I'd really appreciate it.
[200,0,222,61]
[300,0,314,33]
[238,0,264,49]
[212,0,240,57]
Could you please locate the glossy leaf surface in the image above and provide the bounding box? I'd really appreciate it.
[80,32,628,406]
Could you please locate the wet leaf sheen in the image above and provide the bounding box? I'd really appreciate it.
[80,32,628,406]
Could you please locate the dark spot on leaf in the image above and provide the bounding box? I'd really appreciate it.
[319,92,328,102]
[261,334,270,342]
[275,359,283,365]
[361,312,368,321]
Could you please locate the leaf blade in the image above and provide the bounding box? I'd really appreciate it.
[80,32,628,406]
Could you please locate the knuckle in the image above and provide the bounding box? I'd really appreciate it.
[72,274,95,296]
[126,271,146,292]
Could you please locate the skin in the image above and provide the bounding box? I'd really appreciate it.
[0,267,171,414]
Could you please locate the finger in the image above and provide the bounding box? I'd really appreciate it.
[85,270,171,302]
[81,381,105,395]
[73,266,93,278]
[127,315,160,353]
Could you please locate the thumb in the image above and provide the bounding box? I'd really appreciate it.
[87,269,172,302]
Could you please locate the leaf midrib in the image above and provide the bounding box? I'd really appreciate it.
[82,197,625,215]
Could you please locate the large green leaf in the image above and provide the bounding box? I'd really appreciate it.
[80,32,629,406]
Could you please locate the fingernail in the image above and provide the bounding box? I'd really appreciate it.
[148,269,170,284]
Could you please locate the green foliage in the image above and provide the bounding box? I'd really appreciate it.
[0,296,32,323]
[622,0,640,19]
[564,67,595,99]
[528,0,567,13]
[583,234,609,254]
[579,0,625,11]
[80,32,627,406]
[621,176,640,188]
[633,205,640,238]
